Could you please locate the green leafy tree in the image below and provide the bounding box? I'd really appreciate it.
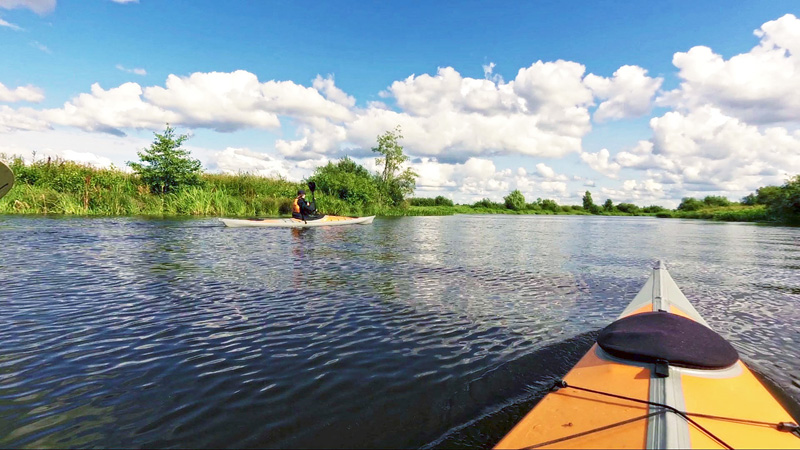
[702,195,731,207]
[642,205,666,213]
[540,198,559,211]
[616,203,640,214]
[741,193,757,206]
[434,195,454,206]
[127,124,202,194]
[603,198,614,211]
[473,198,503,209]
[308,157,378,205]
[504,189,526,210]
[765,175,800,223]
[583,191,597,213]
[372,127,418,206]
[677,197,703,211]
[755,186,783,205]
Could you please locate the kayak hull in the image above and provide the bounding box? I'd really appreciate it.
[219,215,375,228]
[495,262,799,449]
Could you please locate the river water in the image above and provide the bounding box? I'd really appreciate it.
[0,214,798,448]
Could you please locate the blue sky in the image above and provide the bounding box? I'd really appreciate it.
[2,1,800,206]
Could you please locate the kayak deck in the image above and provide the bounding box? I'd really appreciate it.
[495,262,799,449]
[219,215,375,228]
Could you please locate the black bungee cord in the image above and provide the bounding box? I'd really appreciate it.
[519,380,800,450]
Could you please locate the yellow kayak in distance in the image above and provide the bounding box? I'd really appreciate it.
[495,261,800,449]
[219,215,375,228]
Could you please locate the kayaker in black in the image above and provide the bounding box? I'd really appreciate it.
[292,190,319,220]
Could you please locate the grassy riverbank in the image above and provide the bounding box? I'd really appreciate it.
[0,157,380,217]
[0,156,795,224]
[654,205,770,222]
[393,204,770,221]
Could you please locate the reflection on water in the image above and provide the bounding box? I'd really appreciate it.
[0,215,797,448]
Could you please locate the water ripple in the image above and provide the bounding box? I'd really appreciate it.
[0,215,797,448]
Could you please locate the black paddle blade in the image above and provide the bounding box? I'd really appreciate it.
[308,181,316,193]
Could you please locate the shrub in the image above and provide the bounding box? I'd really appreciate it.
[703,195,731,207]
[504,189,526,210]
[409,197,435,206]
[677,197,703,211]
[540,199,559,212]
[473,198,503,209]
[309,157,379,206]
[642,205,666,213]
[434,195,454,206]
[616,203,640,214]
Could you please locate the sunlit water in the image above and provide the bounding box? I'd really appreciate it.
[0,215,797,448]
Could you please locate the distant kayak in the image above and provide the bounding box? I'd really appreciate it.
[219,215,375,228]
[495,261,799,449]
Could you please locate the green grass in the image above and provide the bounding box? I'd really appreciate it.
[658,205,769,222]
[0,155,779,223]
[0,156,304,217]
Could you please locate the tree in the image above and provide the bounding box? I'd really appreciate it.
[127,124,202,194]
[677,197,703,211]
[755,186,783,205]
[642,205,666,213]
[741,193,757,206]
[765,175,800,223]
[583,191,596,212]
[540,199,559,212]
[504,189,526,210]
[308,157,378,205]
[473,198,503,209]
[372,126,418,206]
[616,203,640,214]
[603,198,614,211]
[702,195,731,207]
[434,195,454,206]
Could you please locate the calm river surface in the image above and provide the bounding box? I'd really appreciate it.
[0,214,798,448]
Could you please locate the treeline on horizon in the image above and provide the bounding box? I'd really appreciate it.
[410,180,800,223]
[0,125,798,224]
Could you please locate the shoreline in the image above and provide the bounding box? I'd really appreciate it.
[0,206,782,226]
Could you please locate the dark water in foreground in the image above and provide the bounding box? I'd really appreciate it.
[0,215,798,448]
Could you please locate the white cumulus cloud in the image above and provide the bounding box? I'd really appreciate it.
[659,14,800,125]
[534,162,568,181]
[207,147,310,181]
[580,148,621,178]
[145,71,353,130]
[39,82,179,135]
[19,70,358,136]
[613,106,800,196]
[0,105,50,132]
[585,65,663,122]
[0,82,44,103]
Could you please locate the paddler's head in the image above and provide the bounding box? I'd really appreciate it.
[297,189,306,198]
